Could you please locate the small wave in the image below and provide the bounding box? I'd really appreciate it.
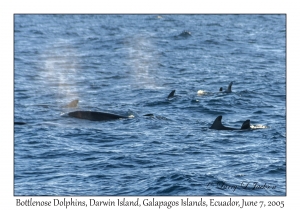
[157,185,191,195]
[206,23,221,27]
[204,39,219,45]
[266,166,285,175]
[250,124,268,129]
[30,29,44,35]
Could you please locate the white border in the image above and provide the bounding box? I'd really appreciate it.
[2,0,297,209]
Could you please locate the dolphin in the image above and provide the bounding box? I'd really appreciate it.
[220,82,233,93]
[210,115,250,130]
[167,90,176,98]
[68,111,129,121]
[179,30,192,37]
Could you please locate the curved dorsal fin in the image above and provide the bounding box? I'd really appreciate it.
[225,82,233,93]
[210,115,223,129]
[241,120,250,129]
[167,90,176,98]
[65,99,79,108]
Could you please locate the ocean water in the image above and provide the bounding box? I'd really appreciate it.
[14,14,286,196]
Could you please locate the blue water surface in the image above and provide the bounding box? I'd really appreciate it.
[14,14,286,196]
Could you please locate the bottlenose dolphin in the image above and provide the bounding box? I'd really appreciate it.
[68,111,129,121]
[179,30,191,37]
[220,82,233,93]
[210,115,250,130]
[167,90,176,98]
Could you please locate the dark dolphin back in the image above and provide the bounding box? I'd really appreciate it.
[68,111,127,121]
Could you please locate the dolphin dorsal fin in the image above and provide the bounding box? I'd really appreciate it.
[226,82,233,92]
[241,120,250,129]
[65,99,79,108]
[167,90,176,98]
[210,116,223,129]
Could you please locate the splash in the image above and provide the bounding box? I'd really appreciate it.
[125,35,161,89]
[197,90,206,95]
[40,39,80,105]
